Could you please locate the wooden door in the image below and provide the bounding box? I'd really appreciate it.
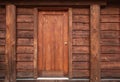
[38,10,68,77]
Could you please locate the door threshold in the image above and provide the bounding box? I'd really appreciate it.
[37,77,69,80]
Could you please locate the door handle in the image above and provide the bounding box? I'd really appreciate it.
[64,42,68,45]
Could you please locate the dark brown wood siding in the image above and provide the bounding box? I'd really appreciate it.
[0,7,6,78]
[72,8,90,78]
[100,6,120,78]
[16,8,34,78]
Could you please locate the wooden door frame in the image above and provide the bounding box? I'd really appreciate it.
[33,7,72,79]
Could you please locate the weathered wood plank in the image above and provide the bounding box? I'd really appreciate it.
[69,8,73,78]
[101,54,120,62]
[0,55,5,61]
[0,70,5,77]
[101,7,119,15]
[101,23,119,30]
[101,39,120,46]
[17,30,34,38]
[17,38,33,46]
[101,15,119,22]
[0,22,6,30]
[17,8,33,15]
[17,23,34,30]
[101,46,120,54]
[72,31,89,38]
[0,30,5,38]
[72,54,89,62]
[72,70,89,78]
[5,4,16,82]
[17,62,34,70]
[72,8,89,15]
[17,70,34,78]
[101,62,120,70]
[17,54,33,62]
[0,46,5,54]
[0,62,6,69]
[101,70,120,78]
[73,23,89,30]
[17,46,34,54]
[101,31,119,39]
[0,39,5,45]
[72,62,89,70]
[72,38,89,46]
[72,46,89,54]
[17,15,33,23]
[0,8,5,14]
[90,4,101,82]
[73,15,89,23]
[33,8,38,78]
[0,15,6,22]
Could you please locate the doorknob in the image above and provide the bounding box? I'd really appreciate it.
[64,42,68,45]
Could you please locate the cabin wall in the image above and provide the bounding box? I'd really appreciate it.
[0,4,120,82]
[100,6,120,78]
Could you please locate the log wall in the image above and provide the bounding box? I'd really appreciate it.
[0,5,120,82]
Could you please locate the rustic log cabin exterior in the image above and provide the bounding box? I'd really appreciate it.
[0,0,120,82]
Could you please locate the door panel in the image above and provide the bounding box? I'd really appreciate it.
[38,11,68,77]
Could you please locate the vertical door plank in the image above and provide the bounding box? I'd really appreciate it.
[90,4,101,82]
[5,4,16,82]
[68,8,73,78]
[34,8,38,78]
[63,12,68,76]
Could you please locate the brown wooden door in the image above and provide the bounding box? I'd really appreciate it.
[38,10,68,77]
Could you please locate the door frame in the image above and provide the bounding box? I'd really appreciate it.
[33,7,72,79]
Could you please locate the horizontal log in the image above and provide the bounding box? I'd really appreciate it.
[101,70,120,78]
[17,38,33,46]
[0,39,5,45]
[0,62,6,70]
[101,54,120,62]
[0,15,5,22]
[0,8,5,14]
[0,30,5,38]
[0,55,5,62]
[101,31,119,39]
[101,46,120,54]
[0,46,5,54]
[17,23,34,30]
[73,15,89,23]
[72,70,89,78]
[17,70,34,78]
[0,70,5,77]
[72,62,89,70]
[17,62,34,70]
[101,15,119,23]
[72,54,89,62]
[17,8,33,15]
[17,54,33,62]
[101,23,119,30]
[72,31,89,38]
[100,39,120,46]
[72,46,89,54]
[101,62,120,70]
[17,46,34,54]
[72,38,89,46]
[0,22,6,30]
[17,15,33,23]
[72,8,89,15]
[101,7,119,15]
[73,23,89,30]
[17,30,34,38]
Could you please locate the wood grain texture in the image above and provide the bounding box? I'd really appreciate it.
[33,8,38,78]
[38,11,68,77]
[5,4,16,82]
[90,4,101,82]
